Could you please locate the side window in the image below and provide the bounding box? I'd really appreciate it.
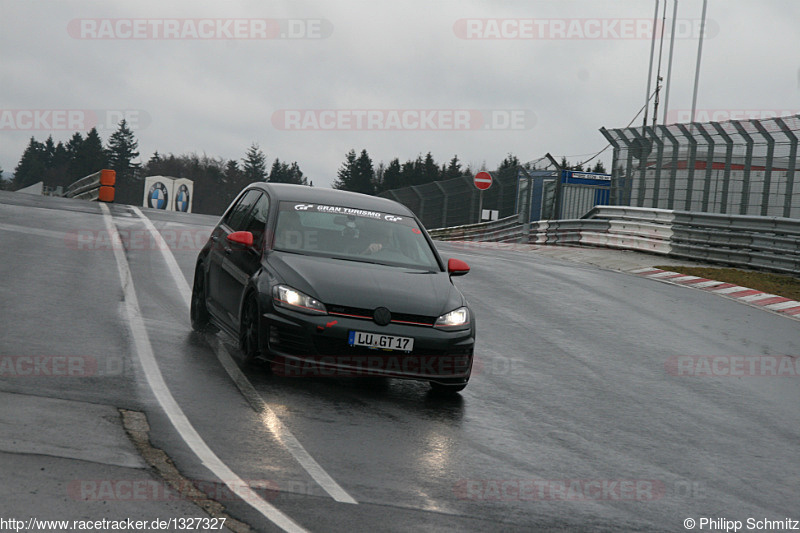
[243,194,270,249]
[223,190,261,232]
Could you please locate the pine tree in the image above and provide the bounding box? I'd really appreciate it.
[400,157,423,187]
[242,143,267,182]
[421,152,438,184]
[72,128,108,180]
[65,133,84,178]
[43,136,56,168]
[497,153,520,186]
[286,162,305,185]
[444,155,463,180]
[13,137,47,189]
[48,141,71,188]
[266,158,306,185]
[499,153,520,171]
[349,149,375,195]
[381,158,402,191]
[332,149,358,191]
[107,119,141,181]
[268,158,286,183]
[591,161,607,174]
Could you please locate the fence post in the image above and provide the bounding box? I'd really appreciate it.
[432,181,448,228]
[410,185,425,225]
[732,120,755,215]
[711,122,735,215]
[630,128,650,208]
[694,123,716,212]
[660,125,680,210]
[646,126,665,208]
[775,117,798,218]
[600,127,622,206]
[752,120,775,217]
[676,123,699,211]
[615,128,636,206]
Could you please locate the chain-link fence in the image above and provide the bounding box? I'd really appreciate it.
[378,173,518,230]
[600,115,800,218]
[380,169,613,229]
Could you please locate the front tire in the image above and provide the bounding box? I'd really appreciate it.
[190,266,211,332]
[239,296,261,365]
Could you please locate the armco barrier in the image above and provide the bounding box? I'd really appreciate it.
[64,169,116,202]
[428,206,800,275]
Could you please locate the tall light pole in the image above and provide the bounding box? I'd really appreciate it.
[690,0,709,124]
[643,0,660,135]
[662,0,678,124]
[652,0,669,127]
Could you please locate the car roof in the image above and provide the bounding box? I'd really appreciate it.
[247,183,415,217]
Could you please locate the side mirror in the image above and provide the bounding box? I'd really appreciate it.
[447,258,470,276]
[227,231,254,247]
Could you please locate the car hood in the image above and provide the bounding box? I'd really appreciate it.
[268,252,463,317]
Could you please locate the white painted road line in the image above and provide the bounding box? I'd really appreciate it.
[209,336,359,504]
[101,204,308,533]
[132,207,358,505]
[130,207,192,308]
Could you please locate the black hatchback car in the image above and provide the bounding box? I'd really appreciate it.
[191,183,475,392]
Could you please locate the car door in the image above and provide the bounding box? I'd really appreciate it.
[216,191,270,329]
[206,189,262,328]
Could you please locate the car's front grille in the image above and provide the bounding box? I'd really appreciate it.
[327,305,435,326]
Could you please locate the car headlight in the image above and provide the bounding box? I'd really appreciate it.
[434,306,470,329]
[273,285,327,315]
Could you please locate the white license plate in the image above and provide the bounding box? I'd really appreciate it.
[348,331,414,352]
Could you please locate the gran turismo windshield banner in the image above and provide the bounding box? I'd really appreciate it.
[284,202,413,226]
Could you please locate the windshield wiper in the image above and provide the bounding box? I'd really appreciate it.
[333,256,385,265]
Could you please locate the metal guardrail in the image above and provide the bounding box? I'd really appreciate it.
[429,206,800,275]
[64,169,116,202]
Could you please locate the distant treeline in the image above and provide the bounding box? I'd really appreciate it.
[2,121,605,215]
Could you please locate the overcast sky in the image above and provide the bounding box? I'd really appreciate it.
[2,0,799,188]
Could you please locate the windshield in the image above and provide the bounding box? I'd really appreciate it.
[273,201,441,271]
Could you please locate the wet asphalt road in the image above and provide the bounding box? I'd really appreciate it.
[1,191,799,532]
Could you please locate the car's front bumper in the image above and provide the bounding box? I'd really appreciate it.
[260,307,474,384]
